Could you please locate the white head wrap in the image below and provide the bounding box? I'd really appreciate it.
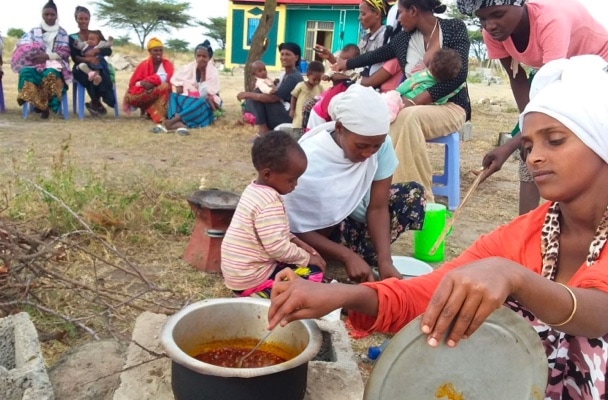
[520,55,608,164]
[328,84,390,136]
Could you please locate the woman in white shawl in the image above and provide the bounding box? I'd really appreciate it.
[161,40,221,134]
[10,0,72,119]
[283,84,425,282]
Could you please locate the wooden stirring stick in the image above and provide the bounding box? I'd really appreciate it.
[428,169,486,256]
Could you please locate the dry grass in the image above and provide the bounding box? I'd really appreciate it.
[0,45,522,370]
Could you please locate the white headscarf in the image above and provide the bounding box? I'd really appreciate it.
[284,84,390,233]
[328,84,390,137]
[520,55,608,164]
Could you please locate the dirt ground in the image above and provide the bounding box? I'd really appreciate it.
[0,63,522,382]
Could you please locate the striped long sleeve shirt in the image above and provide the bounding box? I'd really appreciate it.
[221,182,310,291]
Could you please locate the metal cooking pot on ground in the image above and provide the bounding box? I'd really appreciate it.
[161,297,322,400]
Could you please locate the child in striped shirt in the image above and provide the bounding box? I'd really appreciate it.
[221,131,326,298]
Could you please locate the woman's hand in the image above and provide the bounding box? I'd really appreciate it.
[344,252,375,283]
[331,59,347,72]
[420,257,519,348]
[268,269,342,329]
[309,254,327,271]
[236,91,250,101]
[314,45,336,63]
[479,142,517,183]
[31,53,49,64]
[140,81,155,91]
[376,259,402,280]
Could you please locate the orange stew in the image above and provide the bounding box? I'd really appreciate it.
[194,347,287,368]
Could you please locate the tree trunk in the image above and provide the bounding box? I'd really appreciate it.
[243,0,277,91]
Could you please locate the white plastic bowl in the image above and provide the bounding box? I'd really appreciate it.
[391,256,433,279]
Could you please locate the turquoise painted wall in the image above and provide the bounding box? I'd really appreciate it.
[285,9,360,59]
[230,9,280,66]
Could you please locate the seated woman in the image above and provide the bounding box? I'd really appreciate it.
[161,40,221,135]
[237,43,303,136]
[270,55,608,400]
[69,5,115,116]
[335,0,470,202]
[283,84,425,283]
[122,37,174,125]
[10,0,72,119]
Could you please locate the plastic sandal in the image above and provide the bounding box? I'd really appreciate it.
[151,124,168,134]
[176,127,190,136]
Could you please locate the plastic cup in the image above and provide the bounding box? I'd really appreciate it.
[413,203,452,263]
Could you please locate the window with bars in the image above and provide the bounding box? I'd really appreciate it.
[304,21,335,61]
[247,18,261,46]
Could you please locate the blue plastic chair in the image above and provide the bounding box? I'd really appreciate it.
[72,81,119,119]
[22,92,69,120]
[428,131,460,211]
[0,80,5,113]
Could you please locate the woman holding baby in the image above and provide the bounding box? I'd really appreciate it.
[68,5,116,116]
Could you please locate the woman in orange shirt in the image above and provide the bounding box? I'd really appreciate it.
[269,55,608,399]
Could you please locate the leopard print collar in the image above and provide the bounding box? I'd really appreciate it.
[541,202,608,280]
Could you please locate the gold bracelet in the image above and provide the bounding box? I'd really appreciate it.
[404,98,417,106]
[548,283,577,327]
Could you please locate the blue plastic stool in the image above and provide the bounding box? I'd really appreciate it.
[0,80,5,113]
[22,92,69,120]
[428,131,460,211]
[73,81,119,119]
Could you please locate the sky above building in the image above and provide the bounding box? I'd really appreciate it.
[1,0,606,48]
[0,0,230,48]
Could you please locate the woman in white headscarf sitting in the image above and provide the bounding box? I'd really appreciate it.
[283,84,426,283]
[270,55,608,400]
[10,0,72,119]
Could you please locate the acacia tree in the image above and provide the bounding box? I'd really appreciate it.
[198,17,226,50]
[93,0,192,49]
[244,0,277,91]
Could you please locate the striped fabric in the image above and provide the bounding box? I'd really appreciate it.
[221,182,310,291]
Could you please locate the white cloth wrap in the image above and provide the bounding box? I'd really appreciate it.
[520,55,608,164]
[284,122,378,233]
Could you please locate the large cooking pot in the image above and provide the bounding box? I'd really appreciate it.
[160,297,322,400]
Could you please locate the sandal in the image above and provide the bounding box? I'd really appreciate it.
[151,124,168,134]
[176,127,190,136]
[85,102,100,117]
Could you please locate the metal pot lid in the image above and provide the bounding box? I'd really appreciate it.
[364,306,547,400]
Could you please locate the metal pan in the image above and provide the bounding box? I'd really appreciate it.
[364,306,547,400]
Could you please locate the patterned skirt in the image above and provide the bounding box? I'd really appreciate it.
[17,67,65,113]
[329,182,426,266]
[167,93,215,128]
[123,82,172,123]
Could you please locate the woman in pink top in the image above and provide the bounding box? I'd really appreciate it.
[457,0,608,215]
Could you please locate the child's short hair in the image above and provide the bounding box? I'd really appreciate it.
[251,131,306,172]
[306,60,325,74]
[429,48,462,82]
[88,29,106,41]
[341,44,360,57]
